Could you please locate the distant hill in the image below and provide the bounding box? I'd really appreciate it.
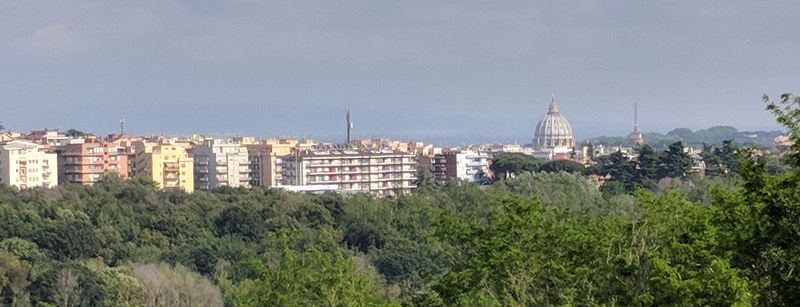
[582,126,785,149]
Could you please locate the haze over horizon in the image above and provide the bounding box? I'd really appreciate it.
[2,1,797,142]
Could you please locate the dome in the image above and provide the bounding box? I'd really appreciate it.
[533,97,575,151]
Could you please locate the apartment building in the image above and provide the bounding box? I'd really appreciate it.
[193,139,251,191]
[281,149,418,196]
[132,143,194,192]
[0,141,57,189]
[58,139,129,185]
[246,139,314,188]
[432,151,491,183]
[353,138,438,156]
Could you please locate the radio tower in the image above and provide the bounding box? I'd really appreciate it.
[345,106,353,146]
[119,117,125,136]
[628,103,644,145]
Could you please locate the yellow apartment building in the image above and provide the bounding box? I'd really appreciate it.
[132,142,194,192]
[246,139,314,187]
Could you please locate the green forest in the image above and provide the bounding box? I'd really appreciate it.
[0,95,797,306]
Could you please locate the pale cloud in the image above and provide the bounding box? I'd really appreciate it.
[3,24,84,57]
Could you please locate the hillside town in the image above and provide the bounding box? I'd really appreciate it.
[1,98,792,195]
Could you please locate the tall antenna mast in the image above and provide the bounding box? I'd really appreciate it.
[345,106,352,146]
[120,117,125,136]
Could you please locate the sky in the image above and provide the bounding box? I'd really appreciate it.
[1,1,798,144]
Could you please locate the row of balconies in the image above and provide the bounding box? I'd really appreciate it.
[336,183,416,191]
[307,166,417,173]
[307,159,415,166]
[306,175,416,183]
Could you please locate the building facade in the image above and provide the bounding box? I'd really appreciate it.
[58,140,129,185]
[432,151,491,183]
[281,149,418,196]
[132,143,194,192]
[246,139,314,188]
[193,139,251,191]
[0,141,58,189]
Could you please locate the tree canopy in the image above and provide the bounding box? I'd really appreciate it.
[489,152,544,179]
[0,94,796,305]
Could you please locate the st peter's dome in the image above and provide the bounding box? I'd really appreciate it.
[533,97,575,152]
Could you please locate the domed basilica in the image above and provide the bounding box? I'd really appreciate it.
[533,96,575,154]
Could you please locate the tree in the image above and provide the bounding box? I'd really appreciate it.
[537,159,585,173]
[431,195,617,305]
[31,265,107,307]
[489,153,543,179]
[590,151,636,191]
[618,191,753,305]
[413,156,435,188]
[231,244,393,306]
[702,140,741,176]
[0,250,32,306]
[63,129,89,137]
[765,93,800,166]
[657,142,693,178]
[215,206,266,240]
[503,172,602,211]
[705,93,800,305]
[83,260,147,306]
[53,269,81,307]
[635,144,660,185]
[34,215,101,260]
[132,263,224,307]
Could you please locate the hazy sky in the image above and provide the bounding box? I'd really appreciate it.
[1,1,798,143]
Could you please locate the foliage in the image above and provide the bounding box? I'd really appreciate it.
[133,262,223,307]
[502,172,602,211]
[231,239,393,307]
[702,140,741,176]
[0,94,795,305]
[63,129,90,138]
[765,93,800,166]
[588,142,694,192]
[537,159,585,173]
[489,153,543,179]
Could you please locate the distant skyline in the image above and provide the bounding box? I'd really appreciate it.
[1,1,797,141]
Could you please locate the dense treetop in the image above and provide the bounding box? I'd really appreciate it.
[0,94,797,306]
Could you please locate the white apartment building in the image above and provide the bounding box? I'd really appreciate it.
[433,151,491,183]
[281,149,418,196]
[0,141,58,189]
[193,139,251,190]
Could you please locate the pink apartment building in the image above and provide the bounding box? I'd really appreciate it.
[58,140,129,185]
